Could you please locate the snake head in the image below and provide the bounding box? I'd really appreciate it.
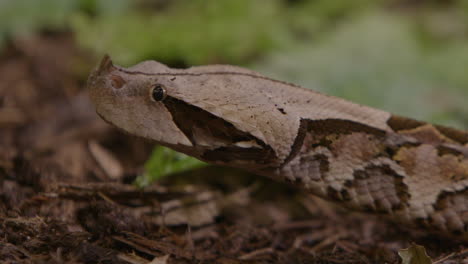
[88,55,194,149]
[87,56,280,168]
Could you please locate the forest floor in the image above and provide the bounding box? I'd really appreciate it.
[0,34,467,264]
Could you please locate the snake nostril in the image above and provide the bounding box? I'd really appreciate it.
[110,74,126,89]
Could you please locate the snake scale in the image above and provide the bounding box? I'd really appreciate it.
[88,55,468,240]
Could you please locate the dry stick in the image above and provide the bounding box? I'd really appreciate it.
[309,232,344,253]
[239,247,274,260]
[434,248,468,264]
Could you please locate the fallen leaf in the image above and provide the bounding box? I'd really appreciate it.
[398,244,432,264]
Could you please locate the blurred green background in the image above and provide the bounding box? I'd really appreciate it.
[3,0,467,182]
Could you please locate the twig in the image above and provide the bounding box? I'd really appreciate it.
[239,247,274,260]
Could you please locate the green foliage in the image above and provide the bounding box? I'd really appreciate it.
[285,0,381,38]
[0,0,133,47]
[135,146,207,187]
[0,0,76,46]
[72,0,284,65]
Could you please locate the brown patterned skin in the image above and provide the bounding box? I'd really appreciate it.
[88,56,468,240]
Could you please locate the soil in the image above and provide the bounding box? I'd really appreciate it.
[0,33,466,264]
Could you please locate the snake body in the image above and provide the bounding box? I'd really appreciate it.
[88,56,468,240]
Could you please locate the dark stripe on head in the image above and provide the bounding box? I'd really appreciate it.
[162,96,276,164]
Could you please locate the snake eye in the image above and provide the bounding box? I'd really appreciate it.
[151,84,167,101]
